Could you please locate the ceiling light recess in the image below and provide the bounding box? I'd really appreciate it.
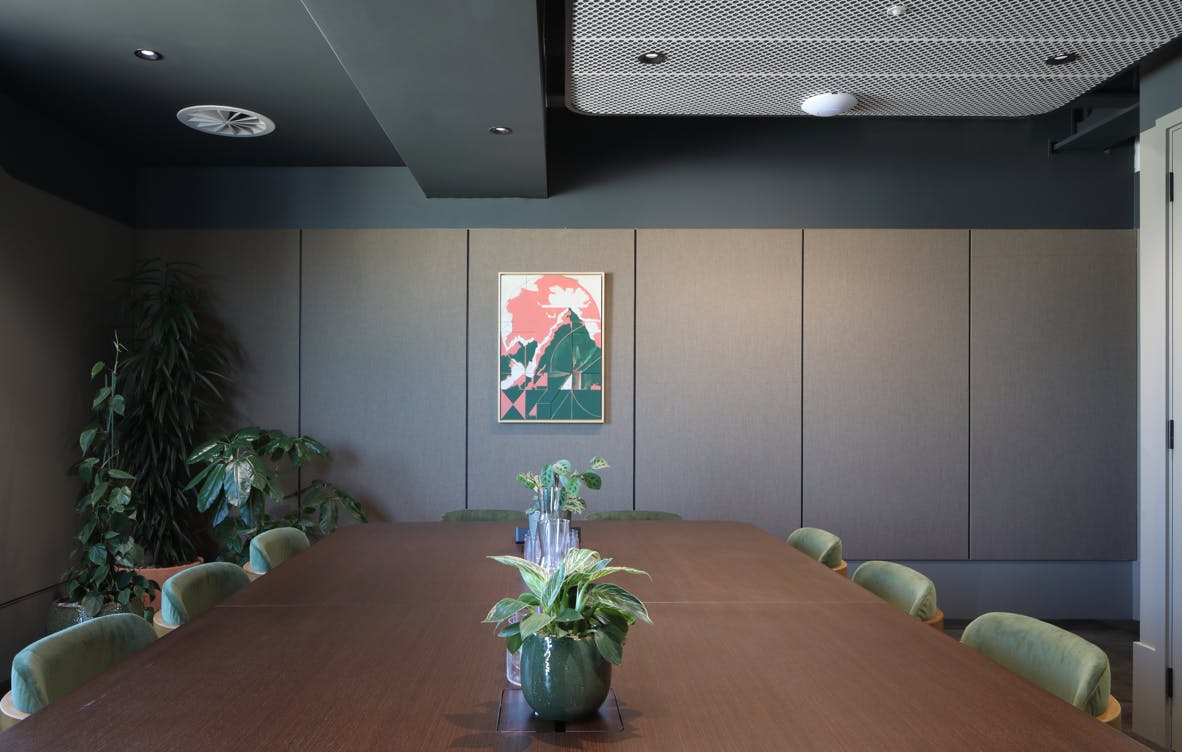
[489,126,513,135]
[1045,52,1080,66]
[801,91,858,117]
[176,105,275,137]
[637,51,668,64]
[134,48,162,61]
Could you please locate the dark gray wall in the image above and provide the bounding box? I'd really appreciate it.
[136,112,1133,230]
[0,166,133,670]
[1140,51,1182,131]
[0,92,134,224]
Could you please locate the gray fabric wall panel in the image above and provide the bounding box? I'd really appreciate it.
[0,167,131,604]
[969,229,1137,560]
[635,229,802,536]
[301,230,467,522]
[803,229,969,560]
[134,230,300,434]
[468,229,635,512]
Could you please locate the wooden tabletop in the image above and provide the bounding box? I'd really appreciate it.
[0,521,1146,751]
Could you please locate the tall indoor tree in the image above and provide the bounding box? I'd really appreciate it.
[120,259,233,567]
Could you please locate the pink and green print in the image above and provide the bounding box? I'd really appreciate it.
[499,273,605,423]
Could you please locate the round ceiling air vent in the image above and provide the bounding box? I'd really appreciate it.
[176,105,275,137]
[800,92,858,117]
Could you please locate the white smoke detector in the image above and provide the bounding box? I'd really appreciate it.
[800,92,859,117]
[176,105,276,137]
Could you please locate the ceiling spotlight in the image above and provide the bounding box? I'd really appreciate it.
[886,4,909,16]
[801,92,859,117]
[1045,52,1080,66]
[134,48,163,61]
[489,126,513,135]
[637,51,668,65]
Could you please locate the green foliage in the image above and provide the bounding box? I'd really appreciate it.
[185,427,366,562]
[66,337,158,618]
[120,259,234,566]
[483,548,650,665]
[516,456,609,514]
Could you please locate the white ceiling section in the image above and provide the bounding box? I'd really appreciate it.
[567,0,1182,117]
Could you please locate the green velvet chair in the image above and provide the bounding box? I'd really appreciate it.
[584,510,683,521]
[786,526,848,577]
[1,613,156,729]
[243,527,310,579]
[852,560,944,631]
[960,612,1121,728]
[441,509,528,522]
[153,561,251,636]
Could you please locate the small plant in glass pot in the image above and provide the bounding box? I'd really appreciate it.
[516,456,609,515]
[185,427,366,563]
[484,547,650,721]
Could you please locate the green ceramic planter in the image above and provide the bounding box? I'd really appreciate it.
[47,600,143,634]
[519,634,612,721]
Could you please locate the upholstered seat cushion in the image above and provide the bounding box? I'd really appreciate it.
[786,527,843,568]
[584,510,682,521]
[441,509,528,522]
[960,611,1111,717]
[249,527,310,574]
[161,561,251,625]
[11,613,156,714]
[852,560,938,620]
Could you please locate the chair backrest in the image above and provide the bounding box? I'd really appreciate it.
[584,510,683,521]
[249,527,310,574]
[852,560,938,620]
[960,611,1111,716]
[162,562,252,625]
[10,613,156,714]
[441,509,528,522]
[786,527,843,568]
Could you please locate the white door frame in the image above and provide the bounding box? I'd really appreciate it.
[1137,104,1182,748]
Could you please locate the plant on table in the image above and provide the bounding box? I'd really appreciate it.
[64,336,159,620]
[516,456,609,514]
[119,258,234,569]
[185,427,366,563]
[483,547,650,720]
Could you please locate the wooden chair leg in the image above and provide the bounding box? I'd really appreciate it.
[1,690,29,731]
[833,560,848,578]
[922,608,945,633]
[1096,695,1121,729]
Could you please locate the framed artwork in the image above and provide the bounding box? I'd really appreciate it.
[499,272,605,423]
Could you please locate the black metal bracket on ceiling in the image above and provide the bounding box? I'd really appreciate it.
[1049,92,1140,154]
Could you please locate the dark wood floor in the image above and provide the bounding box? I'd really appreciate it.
[945,619,1165,751]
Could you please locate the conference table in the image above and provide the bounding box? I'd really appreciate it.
[0,521,1147,750]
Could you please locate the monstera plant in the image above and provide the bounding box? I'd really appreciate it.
[185,427,366,562]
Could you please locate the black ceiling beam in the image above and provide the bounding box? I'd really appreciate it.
[299,0,547,198]
[1051,103,1140,153]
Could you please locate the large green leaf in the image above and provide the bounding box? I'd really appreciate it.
[581,471,602,490]
[588,583,652,624]
[540,562,566,611]
[484,597,532,623]
[519,611,555,639]
[92,386,111,410]
[79,426,98,453]
[487,555,549,598]
[594,628,624,665]
[80,592,103,618]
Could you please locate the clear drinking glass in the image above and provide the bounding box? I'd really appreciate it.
[505,610,523,686]
[537,487,562,516]
[538,516,571,570]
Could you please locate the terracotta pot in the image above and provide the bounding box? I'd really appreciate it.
[136,558,204,611]
[520,635,612,721]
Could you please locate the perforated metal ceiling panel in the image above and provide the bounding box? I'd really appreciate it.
[567,1,1182,116]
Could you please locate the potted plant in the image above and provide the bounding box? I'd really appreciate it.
[516,456,609,515]
[483,547,651,721]
[52,337,158,633]
[185,427,366,562]
[119,259,234,604]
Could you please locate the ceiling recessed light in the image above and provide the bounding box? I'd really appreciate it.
[637,51,668,65]
[1045,52,1080,66]
[489,126,513,135]
[886,4,909,17]
[176,105,275,137]
[134,48,163,61]
[801,92,859,117]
